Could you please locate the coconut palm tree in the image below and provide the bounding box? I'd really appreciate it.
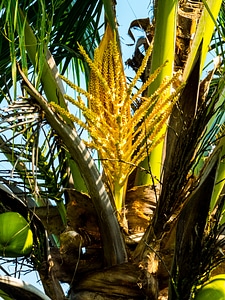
[0,0,225,299]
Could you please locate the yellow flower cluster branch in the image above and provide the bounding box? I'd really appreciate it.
[54,25,184,212]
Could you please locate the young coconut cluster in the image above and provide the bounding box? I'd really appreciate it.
[0,212,33,257]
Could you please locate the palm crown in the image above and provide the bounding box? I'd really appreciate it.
[0,1,225,300]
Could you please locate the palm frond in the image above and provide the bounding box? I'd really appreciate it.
[170,150,219,300]
[0,0,103,102]
[0,98,69,226]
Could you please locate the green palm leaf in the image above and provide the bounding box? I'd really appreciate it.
[0,0,103,101]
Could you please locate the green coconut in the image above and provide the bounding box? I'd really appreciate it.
[0,212,33,257]
[194,274,225,300]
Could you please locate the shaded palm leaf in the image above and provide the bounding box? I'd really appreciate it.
[170,149,219,300]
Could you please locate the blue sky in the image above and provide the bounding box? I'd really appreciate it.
[116,0,151,85]
[117,0,151,62]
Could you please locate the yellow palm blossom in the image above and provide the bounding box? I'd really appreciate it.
[51,25,183,211]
